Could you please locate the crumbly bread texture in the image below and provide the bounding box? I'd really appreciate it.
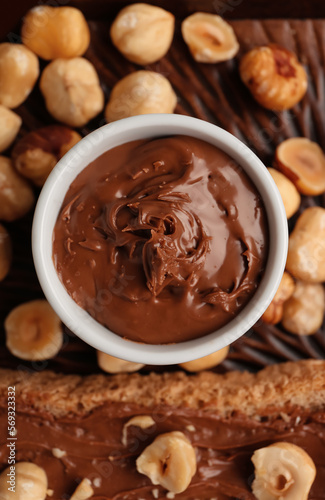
[0,360,324,419]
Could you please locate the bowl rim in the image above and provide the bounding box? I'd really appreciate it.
[32,114,288,365]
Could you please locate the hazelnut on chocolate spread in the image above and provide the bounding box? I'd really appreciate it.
[53,136,268,343]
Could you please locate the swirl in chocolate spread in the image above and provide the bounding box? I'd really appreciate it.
[53,136,268,343]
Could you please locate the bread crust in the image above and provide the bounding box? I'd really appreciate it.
[0,359,324,418]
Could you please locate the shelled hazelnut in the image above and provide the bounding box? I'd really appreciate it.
[0,43,39,109]
[97,350,144,373]
[40,57,104,128]
[276,137,325,195]
[252,442,316,500]
[180,345,229,372]
[12,125,81,186]
[0,462,48,500]
[110,3,175,65]
[240,44,307,111]
[0,224,12,281]
[286,206,325,282]
[0,106,22,152]
[281,281,325,335]
[268,168,300,218]
[261,272,295,325]
[0,156,35,222]
[105,70,177,122]
[22,6,90,60]
[181,13,239,63]
[5,299,63,361]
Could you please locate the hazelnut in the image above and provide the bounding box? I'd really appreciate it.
[136,431,196,494]
[0,462,48,500]
[97,350,144,373]
[261,272,295,325]
[70,478,94,500]
[5,299,63,360]
[110,3,174,65]
[40,57,104,127]
[252,442,316,500]
[105,70,177,122]
[22,6,90,60]
[286,206,325,282]
[281,280,325,335]
[122,415,155,446]
[181,13,239,63]
[240,44,307,111]
[12,125,81,186]
[0,105,22,152]
[275,137,325,196]
[0,43,39,109]
[0,224,12,281]
[179,345,229,372]
[0,156,34,222]
[268,168,301,219]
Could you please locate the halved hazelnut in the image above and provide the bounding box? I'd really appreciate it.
[0,105,22,153]
[22,6,90,60]
[181,13,239,63]
[12,125,81,186]
[0,224,12,281]
[240,44,307,111]
[268,168,301,218]
[179,345,229,372]
[122,415,155,446]
[276,137,325,195]
[0,43,39,109]
[40,57,104,127]
[105,70,177,122]
[110,3,175,65]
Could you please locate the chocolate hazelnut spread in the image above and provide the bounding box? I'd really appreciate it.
[53,136,268,344]
[0,403,324,499]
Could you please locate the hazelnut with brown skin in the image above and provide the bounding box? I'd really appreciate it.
[0,224,12,281]
[261,272,295,325]
[0,156,35,222]
[276,137,325,195]
[40,57,104,128]
[240,44,307,111]
[22,6,90,60]
[0,43,39,109]
[12,125,81,186]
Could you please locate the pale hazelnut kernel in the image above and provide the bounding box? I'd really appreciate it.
[0,43,39,109]
[179,345,229,372]
[97,350,145,373]
[70,478,94,500]
[136,431,196,494]
[5,299,63,361]
[0,224,12,281]
[181,13,239,63]
[0,156,35,222]
[240,44,307,111]
[110,3,174,65]
[276,137,325,196]
[105,70,177,122]
[0,462,48,500]
[252,442,316,500]
[122,415,155,446]
[0,106,22,152]
[286,206,325,282]
[262,271,295,325]
[12,125,81,186]
[40,58,104,128]
[281,281,325,336]
[22,6,90,60]
[268,168,300,219]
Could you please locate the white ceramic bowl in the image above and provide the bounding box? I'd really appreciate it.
[32,114,288,365]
